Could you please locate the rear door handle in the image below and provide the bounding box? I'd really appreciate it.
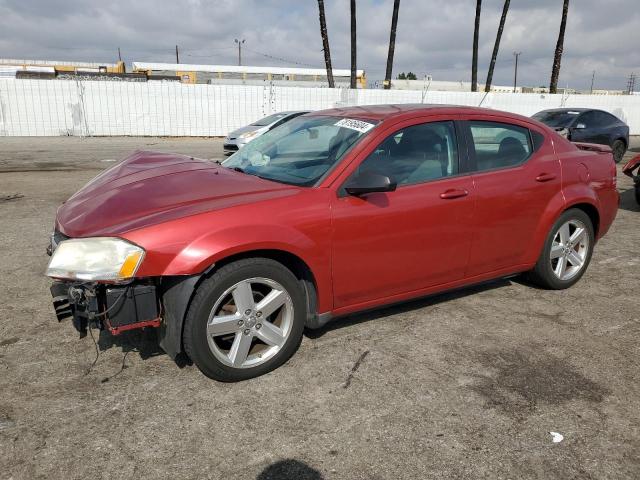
[440,188,469,199]
[535,173,557,182]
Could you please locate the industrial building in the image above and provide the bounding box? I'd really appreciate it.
[131,62,366,88]
[0,58,125,79]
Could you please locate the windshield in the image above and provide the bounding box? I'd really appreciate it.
[251,113,290,126]
[532,110,580,128]
[223,115,378,186]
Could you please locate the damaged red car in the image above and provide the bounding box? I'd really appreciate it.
[622,154,640,205]
[47,105,619,381]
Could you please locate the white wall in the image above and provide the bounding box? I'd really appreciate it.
[1,78,640,136]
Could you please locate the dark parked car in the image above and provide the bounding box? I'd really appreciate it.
[532,108,629,163]
[46,105,619,381]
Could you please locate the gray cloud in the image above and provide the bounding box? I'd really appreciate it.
[0,0,637,90]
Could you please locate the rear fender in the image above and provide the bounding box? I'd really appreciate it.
[523,189,568,265]
[524,187,600,265]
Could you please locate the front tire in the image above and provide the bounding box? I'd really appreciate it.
[183,258,306,381]
[528,209,595,289]
[612,139,626,164]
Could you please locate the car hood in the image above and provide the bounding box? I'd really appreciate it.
[227,125,265,138]
[56,150,298,237]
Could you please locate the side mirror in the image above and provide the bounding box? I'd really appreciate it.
[344,171,397,196]
[574,123,586,129]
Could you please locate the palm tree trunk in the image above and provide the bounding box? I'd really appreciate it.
[485,0,510,93]
[384,0,401,90]
[550,0,570,94]
[350,0,357,89]
[317,0,335,88]
[471,0,482,92]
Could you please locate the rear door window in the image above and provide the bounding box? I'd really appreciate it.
[593,111,616,128]
[577,111,599,128]
[468,121,532,172]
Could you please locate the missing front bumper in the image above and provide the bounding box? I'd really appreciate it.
[50,281,160,337]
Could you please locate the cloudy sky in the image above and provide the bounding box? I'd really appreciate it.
[0,0,638,90]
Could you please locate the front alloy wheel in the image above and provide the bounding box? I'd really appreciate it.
[206,278,294,369]
[183,258,306,381]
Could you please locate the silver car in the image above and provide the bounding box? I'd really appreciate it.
[223,111,309,154]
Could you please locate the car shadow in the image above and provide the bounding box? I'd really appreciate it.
[305,277,513,339]
[256,459,323,480]
[97,327,164,360]
[619,186,640,212]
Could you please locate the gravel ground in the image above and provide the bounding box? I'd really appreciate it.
[0,136,639,480]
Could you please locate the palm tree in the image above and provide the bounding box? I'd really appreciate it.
[384,0,401,90]
[350,0,357,89]
[317,0,335,88]
[550,0,570,94]
[471,0,482,92]
[485,0,510,93]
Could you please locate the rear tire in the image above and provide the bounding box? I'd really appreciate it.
[612,139,626,164]
[183,258,306,381]
[528,209,595,290]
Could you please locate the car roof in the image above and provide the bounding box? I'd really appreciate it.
[535,108,597,114]
[309,104,534,123]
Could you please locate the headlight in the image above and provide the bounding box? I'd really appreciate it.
[239,130,261,140]
[46,237,145,281]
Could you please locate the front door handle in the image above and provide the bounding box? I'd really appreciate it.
[440,188,469,199]
[535,173,557,182]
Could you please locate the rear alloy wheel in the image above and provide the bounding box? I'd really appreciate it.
[612,139,626,164]
[549,219,590,282]
[529,209,594,289]
[183,258,306,381]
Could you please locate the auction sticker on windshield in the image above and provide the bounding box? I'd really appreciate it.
[335,118,376,133]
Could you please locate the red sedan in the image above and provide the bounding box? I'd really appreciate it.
[46,105,619,381]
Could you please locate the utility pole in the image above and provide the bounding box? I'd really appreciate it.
[175,45,180,64]
[350,0,357,89]
[234,38,245,66]
[117,47,122,62]
[627,73,636,95]
[383,0,401,90]
[513,51,521,93]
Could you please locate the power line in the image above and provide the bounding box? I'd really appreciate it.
[242,46,321,68]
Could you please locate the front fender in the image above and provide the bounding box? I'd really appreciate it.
[164,224,324,276]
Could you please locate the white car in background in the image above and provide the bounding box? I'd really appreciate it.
[223,111,310,154]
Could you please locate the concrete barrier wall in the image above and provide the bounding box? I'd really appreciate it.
[2,78,640,136]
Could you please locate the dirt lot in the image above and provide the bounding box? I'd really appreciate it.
[0,136,639,480]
